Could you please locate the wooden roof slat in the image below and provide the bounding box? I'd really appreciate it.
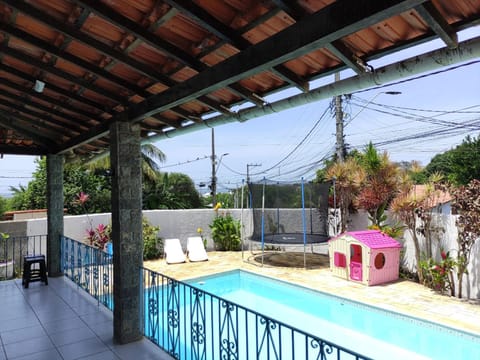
[0,44,127,104]
[0,88,89,131]
[0,0,478,157]
[415,1,458,49]
[0,108,72,137]
[274,0,368,77]
[74,0,271,107]
[2,0,176,87]
[325,40,367,74]
[0,75,98,119]
[0,110,57,149]
[69,0,236,118]
[0,61,109,113]
[270,0,308,20]
[72,0,205,70]
[0,96,82,133]
[167,0,308,92]
[126,0,428,122]
[0,23,152,98]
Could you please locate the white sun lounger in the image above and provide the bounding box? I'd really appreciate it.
[187,236,209,262]
[164,238,186,264]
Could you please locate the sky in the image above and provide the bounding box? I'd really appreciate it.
[1,27,479,197]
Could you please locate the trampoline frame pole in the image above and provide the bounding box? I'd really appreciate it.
[332,177,337,236]
[301,178,307,269]
[241,179,245,260]
[261,177,266,266]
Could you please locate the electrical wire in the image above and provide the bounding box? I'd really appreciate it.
[352,60,480,96]
[160,155,210,169]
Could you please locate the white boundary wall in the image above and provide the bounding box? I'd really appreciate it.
[0,209,253,252]
[1,209,479,298]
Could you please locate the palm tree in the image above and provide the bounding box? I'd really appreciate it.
[357,143,399,226]
[326,157,365,233]
[85,143,166,184]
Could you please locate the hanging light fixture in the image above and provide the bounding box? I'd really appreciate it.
[34,80,45,93]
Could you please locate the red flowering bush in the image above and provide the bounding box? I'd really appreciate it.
[86,223,111,250]
[419,250,456,296]
[74,192,111,251]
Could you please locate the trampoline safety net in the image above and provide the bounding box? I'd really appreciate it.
[248,180,330,245]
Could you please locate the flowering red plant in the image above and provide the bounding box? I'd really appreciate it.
[75,191,111,250]
[86,223,111,250]
[76,192,90,205]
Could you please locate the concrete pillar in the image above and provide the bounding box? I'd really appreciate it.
[110,121,143,344]
[46,154,64,277]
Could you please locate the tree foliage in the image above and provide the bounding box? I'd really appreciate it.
[325,158,365,233]
[9,157,111,214]
[425,135,480,185]
[357,142,399,226]
[449,179,480,298]
[143,172,201,209]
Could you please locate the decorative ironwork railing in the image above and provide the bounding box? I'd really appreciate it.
[61,236,113,309]
[141,267,371,360]
[0,234,47,280]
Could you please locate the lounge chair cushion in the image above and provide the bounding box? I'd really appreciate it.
[187,236,208,262]
[164,238,186,264]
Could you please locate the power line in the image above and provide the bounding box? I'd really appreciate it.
[161,155,209,169]
[252,106,331,176]
[0,175,33,179]
[352,60,480,96]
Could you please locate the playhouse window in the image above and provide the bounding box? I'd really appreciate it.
[334,252,346,268]
[374,253,386,269]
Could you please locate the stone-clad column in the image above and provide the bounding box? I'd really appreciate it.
[47,154,64,277]
[110,121,143,344]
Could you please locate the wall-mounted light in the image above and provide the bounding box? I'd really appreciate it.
[34,80,45,93]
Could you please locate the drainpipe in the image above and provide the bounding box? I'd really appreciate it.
[143,36,480,144]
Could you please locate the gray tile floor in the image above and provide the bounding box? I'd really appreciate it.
[0,277,172,360]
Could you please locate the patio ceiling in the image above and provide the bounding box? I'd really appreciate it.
[0,0,478,159]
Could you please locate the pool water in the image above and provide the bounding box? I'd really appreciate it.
[186,270,480,360]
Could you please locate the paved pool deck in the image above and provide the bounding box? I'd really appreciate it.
[144,248,480,337]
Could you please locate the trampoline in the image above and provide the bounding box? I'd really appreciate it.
[246,178,331,267]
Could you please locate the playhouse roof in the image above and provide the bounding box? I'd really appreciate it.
[334,230,402,249]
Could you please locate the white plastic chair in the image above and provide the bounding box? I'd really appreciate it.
[187,236,209,262]
[164,238,186,264]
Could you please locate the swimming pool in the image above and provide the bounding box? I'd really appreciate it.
[185,270,480,360]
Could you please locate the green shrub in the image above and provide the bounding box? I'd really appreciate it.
[209,213,241,251]
[419,250,455,296]
[143,218,162,260]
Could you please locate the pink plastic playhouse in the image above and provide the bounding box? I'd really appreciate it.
[328,230,402,286]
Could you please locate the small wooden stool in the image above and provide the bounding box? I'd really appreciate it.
[22,255,48,288]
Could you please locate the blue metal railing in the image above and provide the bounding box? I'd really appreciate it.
[0,234,47,280]
[141,267,371,360]
[61,235,113,309]
[59,237,369,359]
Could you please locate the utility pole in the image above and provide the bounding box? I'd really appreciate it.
[334,72,345,162]
[210,128,217,206]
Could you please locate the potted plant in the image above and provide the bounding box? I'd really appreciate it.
[0,232,14,279]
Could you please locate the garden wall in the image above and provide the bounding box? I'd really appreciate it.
[1,209,479,298]
[0,209,254,252]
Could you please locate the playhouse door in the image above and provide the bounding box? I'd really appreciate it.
[350,261,362,281]
[350,244,363,281]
